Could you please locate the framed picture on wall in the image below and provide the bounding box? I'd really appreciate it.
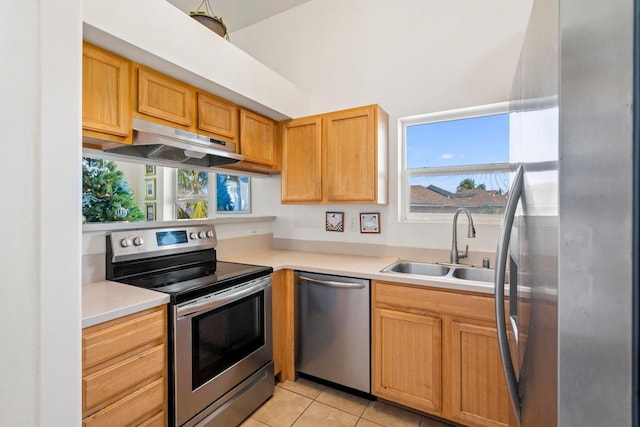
[145,178,156,200]
[360,212,380,233]
[145,203,156,221]
[145,164,156,176]
[326,212,344,232]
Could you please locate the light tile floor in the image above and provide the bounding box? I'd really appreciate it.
[240,378,456,427]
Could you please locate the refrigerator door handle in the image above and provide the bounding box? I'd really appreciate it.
[495,164,524,423]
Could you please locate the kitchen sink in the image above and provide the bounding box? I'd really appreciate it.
[382,260,507,284]
[451,267,497,283]
[381,261,450,277]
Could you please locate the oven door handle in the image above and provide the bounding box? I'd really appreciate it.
[176,276,271,318]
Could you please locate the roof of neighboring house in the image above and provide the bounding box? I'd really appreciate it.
[410,185,508,208]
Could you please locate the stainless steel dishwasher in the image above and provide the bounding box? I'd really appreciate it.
[295,271,370,394]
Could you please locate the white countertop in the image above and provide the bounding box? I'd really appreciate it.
[83,250,495,328]
[220,249,496,295]
[83,280,170,328]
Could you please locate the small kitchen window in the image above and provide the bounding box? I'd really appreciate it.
[175,170,252,219]
[400,103,513,222]
[176,169,209,219]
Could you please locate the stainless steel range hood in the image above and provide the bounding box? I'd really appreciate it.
[105,118,243,168]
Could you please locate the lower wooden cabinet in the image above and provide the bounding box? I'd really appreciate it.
[373,307,442,414]
[82,306,168,427]
[372,281,513,427]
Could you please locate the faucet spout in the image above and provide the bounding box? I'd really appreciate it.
[451,208,476,264]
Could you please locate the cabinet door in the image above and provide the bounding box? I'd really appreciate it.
[82,42,131,139]
[271,269,295,381]
[197,92,238,141]
[281,116,323,202]
[137,67,193,126]
[448,319,511,427]
[324,106,376,202]
[373,307,442,414]
[240,109,276,166]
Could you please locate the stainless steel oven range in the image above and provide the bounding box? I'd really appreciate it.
[106,225,274,427]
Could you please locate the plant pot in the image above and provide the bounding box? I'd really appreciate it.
[190,13,228,39]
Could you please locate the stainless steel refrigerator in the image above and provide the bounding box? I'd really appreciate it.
[494,0,638,426]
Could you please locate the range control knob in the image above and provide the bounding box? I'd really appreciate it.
[120,237,131,248]
[190,232,198,240]
[206,230,214,238]
[133,236,144,246]
[198,231,205,239]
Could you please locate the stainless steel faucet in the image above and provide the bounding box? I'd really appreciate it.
[451,208,476,264]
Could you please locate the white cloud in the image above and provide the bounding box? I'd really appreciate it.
[441,153,454,159]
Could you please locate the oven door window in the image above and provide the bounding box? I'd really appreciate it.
[191,292,265,390]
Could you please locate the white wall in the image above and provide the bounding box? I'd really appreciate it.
[230,0,533,253]
[0,0,82,425]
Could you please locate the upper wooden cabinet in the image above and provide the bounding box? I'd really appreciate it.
[281,104,388,204]
[281,116,323,202]
[82,42,132,144]
[372,281,514,427]
[240,109,277,166]
[197,92,238,142]
[136,66,193,127]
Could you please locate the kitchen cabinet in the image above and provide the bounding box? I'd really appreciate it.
[281,104,388,204]
[372,281,512,427]
[197,91,239,142]
[82,42,132,145]
[82,305,167,427]
[136,66,194,127]
[221,108,280,175]
[281,116,323,202]
[239,108,277,167]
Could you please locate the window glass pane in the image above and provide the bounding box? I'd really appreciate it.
[406,114,509,169]
[217,174,251,213]
[409,172,508,214]
[177,169,208,199]
[177,201,208,219]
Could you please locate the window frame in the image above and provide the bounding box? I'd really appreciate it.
[399,102,514,224]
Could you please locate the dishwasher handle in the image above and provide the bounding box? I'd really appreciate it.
[298,275,366,289]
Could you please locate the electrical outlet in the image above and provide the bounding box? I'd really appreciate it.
[250,229,258,235]
[349,217,358,232]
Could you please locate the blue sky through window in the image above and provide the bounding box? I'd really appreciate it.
[406,113,509,168]
[406,113,510,193]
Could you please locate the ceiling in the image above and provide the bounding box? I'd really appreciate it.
[166,0,312,33]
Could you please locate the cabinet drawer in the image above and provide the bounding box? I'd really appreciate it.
[83,344,165,410]
[83,309,165,369]
[83,377,164,427]
[373,281,495,322]
[138,411,166,427]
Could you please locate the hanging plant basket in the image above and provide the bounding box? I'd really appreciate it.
[189,0,229,40]
[190,12,228,39]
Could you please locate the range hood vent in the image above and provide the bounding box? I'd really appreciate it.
[105,118,243,168]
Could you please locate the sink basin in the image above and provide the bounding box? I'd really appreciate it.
[382,260,507,284]
[451,267,507,284]
[382,261,450,277]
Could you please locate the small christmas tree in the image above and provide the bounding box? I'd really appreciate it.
[82,158,146,223]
